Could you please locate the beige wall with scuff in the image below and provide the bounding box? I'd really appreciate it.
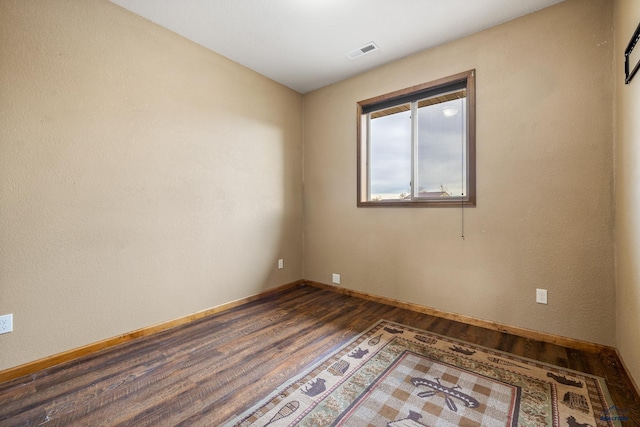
[303,0,616,345]
[614,0,640,389]
[0,0,303,371]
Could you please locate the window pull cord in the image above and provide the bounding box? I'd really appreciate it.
[461,193,465,240]
[461,104,465,240]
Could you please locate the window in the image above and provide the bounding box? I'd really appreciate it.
[357,70,475,207]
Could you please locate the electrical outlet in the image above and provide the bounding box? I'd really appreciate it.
[536,289,548,305]
[332,273,341,285]
[278,259,284,269]
[0,314,13,334]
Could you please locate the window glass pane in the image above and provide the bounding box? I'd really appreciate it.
[369,105,411,201]
[415,97,466,198]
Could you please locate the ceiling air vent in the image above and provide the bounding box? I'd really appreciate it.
[346,42,379,60]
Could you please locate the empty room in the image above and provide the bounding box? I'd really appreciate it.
[1,0,639,425]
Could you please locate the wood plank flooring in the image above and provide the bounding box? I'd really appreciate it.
[1,284,639,426]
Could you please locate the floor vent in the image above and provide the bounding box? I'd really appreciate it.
[346,42,379,60]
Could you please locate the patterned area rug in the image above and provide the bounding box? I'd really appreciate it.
[225,320,621,427]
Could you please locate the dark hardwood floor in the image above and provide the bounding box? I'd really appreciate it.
[1,284,638,426]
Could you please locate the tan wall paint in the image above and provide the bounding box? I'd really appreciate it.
[614,0,640,388]
[303,0,616,345]
[0,0,303,370]
[0,0,626,374]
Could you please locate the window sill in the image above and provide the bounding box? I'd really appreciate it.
[357,199,476,208]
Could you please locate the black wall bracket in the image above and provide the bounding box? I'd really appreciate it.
[625,22,640,84]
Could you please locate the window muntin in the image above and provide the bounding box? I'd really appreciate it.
[357,70,475,207]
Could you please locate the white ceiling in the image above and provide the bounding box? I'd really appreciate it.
[109,0,564,94]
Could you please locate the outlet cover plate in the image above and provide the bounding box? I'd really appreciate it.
[536,289,548,304]
[332,273,341,285]
[0,314,13,334]
[278,259,284,269]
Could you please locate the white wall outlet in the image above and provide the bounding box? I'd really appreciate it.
[278,259,284,269]
[332,273,341,284]
[0,314,13,334]
[536,289,548,304]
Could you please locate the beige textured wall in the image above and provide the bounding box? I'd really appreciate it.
[303,0,616,345]
[614,0,640,389]
[0,0,302,370]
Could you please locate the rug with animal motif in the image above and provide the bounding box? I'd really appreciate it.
[225,320,621,427]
